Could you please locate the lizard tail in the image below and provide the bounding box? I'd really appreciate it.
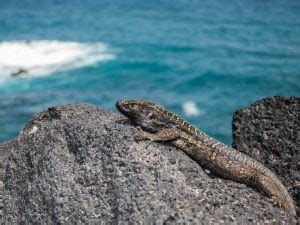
[251,170,296,214]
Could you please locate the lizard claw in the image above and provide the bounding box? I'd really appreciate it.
[270,196,280,207]
[132,126,155,149]
[132,126,150,141]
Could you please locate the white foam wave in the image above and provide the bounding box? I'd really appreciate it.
[182,101,201,117]
[0,40,115,77]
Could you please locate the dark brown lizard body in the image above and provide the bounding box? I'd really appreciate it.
[116,99,296,214]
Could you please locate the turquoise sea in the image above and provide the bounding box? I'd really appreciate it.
[0,0,299,144]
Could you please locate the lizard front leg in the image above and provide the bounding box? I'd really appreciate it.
[133,126,181,142]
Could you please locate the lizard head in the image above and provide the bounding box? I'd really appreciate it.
[116,99,174,132]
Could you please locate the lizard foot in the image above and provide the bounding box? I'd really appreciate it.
[270,196,283,209]
[132,126,156,149]
[132,126,152,141]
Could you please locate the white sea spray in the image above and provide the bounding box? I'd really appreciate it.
[0,40,116,77]
[182,101,202,117]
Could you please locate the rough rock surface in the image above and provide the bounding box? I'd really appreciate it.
[0,141,12,221]
[232,96,299,216]
[0,103,297,223]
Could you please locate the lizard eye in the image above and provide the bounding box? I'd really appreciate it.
[130,103,137,107]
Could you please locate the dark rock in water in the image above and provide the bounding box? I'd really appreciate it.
[232,96,299,216]
[11,68,27,77]
[0,103,297,223]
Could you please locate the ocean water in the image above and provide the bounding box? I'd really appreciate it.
[0,0,299,145]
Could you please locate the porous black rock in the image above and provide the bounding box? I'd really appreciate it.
[0,141,13,221]
[232,96,299,216]
[0,103,297,223]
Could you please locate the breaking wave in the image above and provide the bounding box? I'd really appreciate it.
[0,40,116,77]
[182,101,202,117]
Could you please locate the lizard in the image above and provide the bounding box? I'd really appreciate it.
[116,99,296,214]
